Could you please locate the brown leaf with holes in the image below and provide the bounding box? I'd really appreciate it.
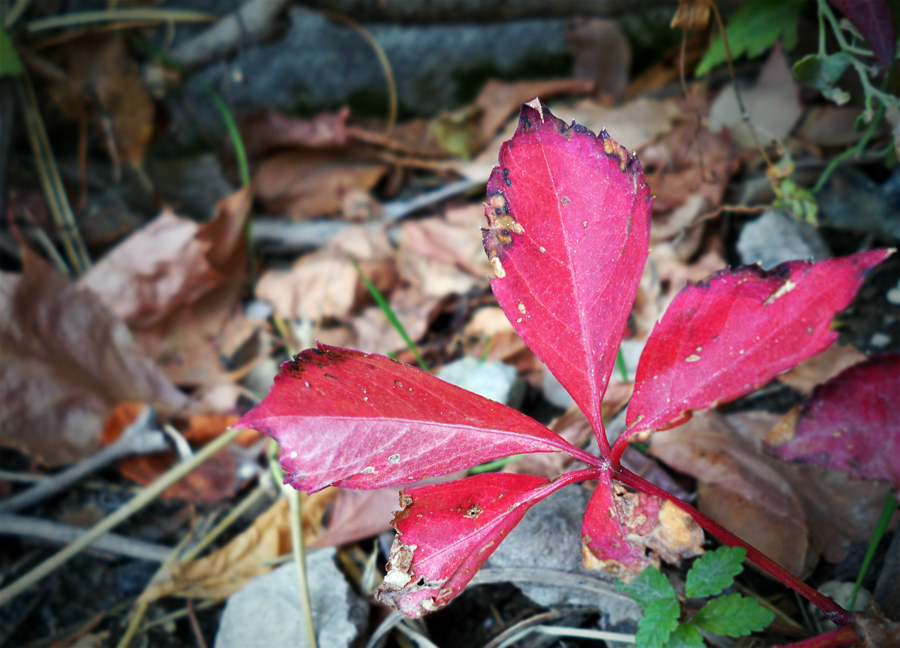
[0,252,187,467]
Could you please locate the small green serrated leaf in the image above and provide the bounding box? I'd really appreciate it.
[692,593,775,637]
[685,546,746,598]
[1,26,24,77]
[616,567,677,608]
[664,623,705,648]
[637,598,680,648]
[696,0,804,77]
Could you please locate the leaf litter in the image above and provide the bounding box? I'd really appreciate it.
[3,7,899,646]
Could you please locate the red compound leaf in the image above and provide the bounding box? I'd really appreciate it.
[581,471,704,583]
[483,99,652,449]
[375,472,558,618]
[765,353,900,490]
[237,344,590,493]
[829,0,896,67]
[622,250,894,447]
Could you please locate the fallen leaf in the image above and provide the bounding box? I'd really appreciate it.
[239,108,349,158]
[778,342,868,395]
[352,287,443,357]
[79,209,221,329]
[708,44,802,149]
[503,406,594,479]
[127,187,256,387]
[0,252,187,467]
[766,353,900,490]
[472,78,595,146]
[310,487,400,548]
[50,34,154,171]
[255,227,396,322]
[566,19,630,98]
[828,0,896,67]
[101,403,257,502]
[138,494,332,601]
[253,150,388,219]
[650,413,810,576]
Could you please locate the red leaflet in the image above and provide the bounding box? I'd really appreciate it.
[623,250,894,443]
[375,473,555,618]
[483,99,652,447]
[765,353,900,490]
[237,344,591,492]
[828,0,896,67]
[581,470,704,583]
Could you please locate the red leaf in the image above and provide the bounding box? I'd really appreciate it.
[375,473,553,618]
[829,0,896,67]
[581,470,704,583]
[765,353,900,490]
[237,344,590,492]
[483,99,652,446]
[624,249,894,441]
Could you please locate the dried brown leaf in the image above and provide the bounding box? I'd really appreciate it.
[0,252,187,466]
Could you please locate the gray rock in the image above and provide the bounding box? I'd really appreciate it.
[737,210,830,269]
[215,548,367,648]
[487,486,642,626]
[163,9,571,151]
[436,356,523,407]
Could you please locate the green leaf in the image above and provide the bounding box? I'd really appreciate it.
[685,546,746,598]
[692,594,775,637]
[793,53,853,89]
[664,623,705,648]
[637,598,680,648]
[695,0,804,77]
[0,26,24,77]
[616,567,677,608]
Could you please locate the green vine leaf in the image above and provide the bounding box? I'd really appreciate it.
[696,0,804,76]
[685,546,746,598]
[664,623,705,648]
[616,567,677,608]
[637,598,680,648]
[692,593,775,637]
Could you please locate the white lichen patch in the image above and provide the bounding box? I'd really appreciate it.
[764,279,797,305]
[491,256,506,278]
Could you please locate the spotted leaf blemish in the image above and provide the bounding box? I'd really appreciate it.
[517,302,526,315]
[361,466,376,474]
[388,454,401,464]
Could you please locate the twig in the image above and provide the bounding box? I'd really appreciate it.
[117,531,196,648]
[483,611,565,648]
[0,406,167,513]
[288,488,318,648]
[393,622,439,648]
[3,0,34,28]
[26,8,215,32]
[323,11,397,136]
[139,600,219,632]
[186,600,209,648]
[0,425,246,607]
[168,0,292,68]
[180,485,270,564]
[0,513,172,562]
[498,625,636,647]
[15,73,91,273]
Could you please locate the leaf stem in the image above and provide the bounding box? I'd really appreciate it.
[771,624,859,648]
[611,466,853,627]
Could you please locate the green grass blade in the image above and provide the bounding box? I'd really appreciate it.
[350,259,429,372]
